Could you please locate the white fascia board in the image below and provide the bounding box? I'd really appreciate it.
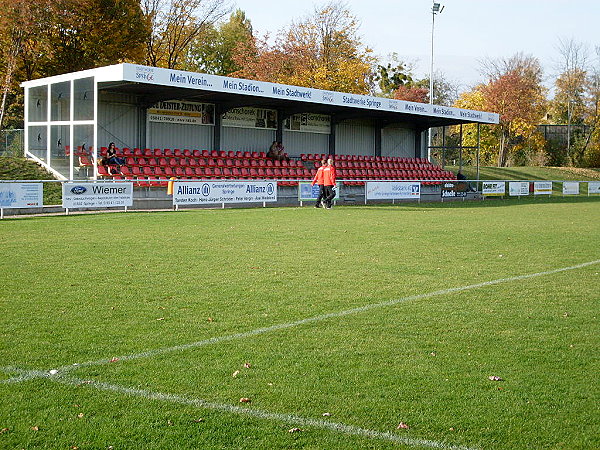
[20,64,126,88]
[122,64,499,124]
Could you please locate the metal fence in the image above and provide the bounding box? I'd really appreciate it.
[0,129,24,156]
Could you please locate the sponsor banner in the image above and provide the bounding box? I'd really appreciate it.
[222,107,277,129]
[123,64,500,124]
[482,181,505,196]
[148,100,214,126]
[366,181,420,200]
[173,181,277,205]
[588,181,600,194]
[285,113,330,134]
[534,181,553,195]
[63,182,133,208]
[441,181,468,198]
[509,181,529,196]
[562,181,580,195]
[0,182,43,208]
[298,182,340,201]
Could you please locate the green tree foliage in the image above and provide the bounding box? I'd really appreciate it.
[185,9,253,75]
[374,59,415,97]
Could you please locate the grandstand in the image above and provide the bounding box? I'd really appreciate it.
[84,146,455,188]
[21,63,497,186]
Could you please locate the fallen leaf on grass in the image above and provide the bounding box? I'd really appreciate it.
[232,370,240,378]
[243,362,252,369]
[239,398,251,403]
[167,420,173,426]
[288,428,302,433]
[156,317,164,321]
[322,412,331,417]
[193,418,205,423]
[109,357,119,363]
[77,413,84,419]
[207,317,214,323]
[488,375,503,381]
[31,426,39,431]
[396,422,410,430]
[0,428,9,434]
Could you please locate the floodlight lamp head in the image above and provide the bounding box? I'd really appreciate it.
[432,3,441,12]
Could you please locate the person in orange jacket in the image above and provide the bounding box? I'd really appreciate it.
[322,157,336,209]
[311,158,327,208]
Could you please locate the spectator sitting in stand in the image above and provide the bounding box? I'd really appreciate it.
[275,141,289,162]
[102,142,125,174]
[267,141,279,160]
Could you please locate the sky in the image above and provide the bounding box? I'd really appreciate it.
[232,0,600,94]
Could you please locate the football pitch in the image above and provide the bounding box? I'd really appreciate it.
[1,198,599,449]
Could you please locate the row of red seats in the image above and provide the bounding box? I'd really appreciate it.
[118,157,304,169]
[100,147,275,160]
[99,165,312,181]
[337,168,452,184]
[316,160,444,171]
[302,153,429,164]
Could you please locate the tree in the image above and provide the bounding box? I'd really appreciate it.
[142,0,231,69]
[0,0,52,129]
[373,56,416,97]
[39,0,150,75]
[393,85,428,103]
[186,9,253,75]
[455,54,547,167]
[231,1,375,94]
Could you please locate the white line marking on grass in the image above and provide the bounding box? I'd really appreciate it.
[2,259,599,385]
[46,374,477,450]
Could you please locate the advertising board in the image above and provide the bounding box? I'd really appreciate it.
[63,182,133,208]
[173,181,277,205]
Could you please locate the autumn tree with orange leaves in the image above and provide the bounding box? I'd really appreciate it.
[455,54,547,166]
[231,1,374,94]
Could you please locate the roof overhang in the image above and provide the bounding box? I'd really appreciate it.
[22,63,499,129]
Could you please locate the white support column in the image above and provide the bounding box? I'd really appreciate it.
[93,78,99,180]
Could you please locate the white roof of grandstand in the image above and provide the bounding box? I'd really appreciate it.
[21,63,499,127]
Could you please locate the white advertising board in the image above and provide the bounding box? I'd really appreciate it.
[588,181,600,195]
[562,181,580,195]
[0,182,43,208]
[534,181,553,195]
[366,181,420,200]
[222,107,277,129]
[122,64,500,124]
[148,100,214,126]
[298,182,339,201]
[285,113,330,134]
[509,181,529,196]
[63,182,133,208]
[173,181,277,205]
[482,181,506,196]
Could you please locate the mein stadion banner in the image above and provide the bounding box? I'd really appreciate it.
[173,181,277,205]
[124,64,499,124]
[366,181,421,200]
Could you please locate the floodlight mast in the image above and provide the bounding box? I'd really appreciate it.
[428,1,444,162]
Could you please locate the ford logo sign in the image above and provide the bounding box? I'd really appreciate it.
[70,186,87,195]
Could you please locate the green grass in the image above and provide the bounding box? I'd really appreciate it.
[447,165,600,181]
[1,200,599,449]
[0,156,62,204]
